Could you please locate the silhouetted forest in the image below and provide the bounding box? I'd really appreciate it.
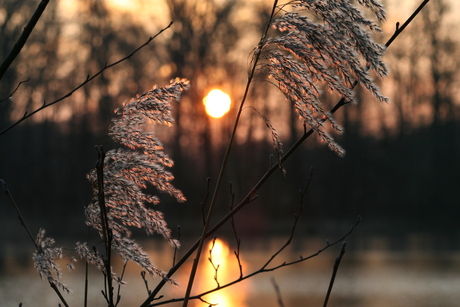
[1,0,459,259]
[1,116,459,251]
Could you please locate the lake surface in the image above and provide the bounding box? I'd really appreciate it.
[1,237,460,307]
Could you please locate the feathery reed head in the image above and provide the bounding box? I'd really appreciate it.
[261,0,388,155]
[80,78,190,278]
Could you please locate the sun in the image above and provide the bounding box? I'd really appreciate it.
[203,89,231,118]
[105,0,134,11]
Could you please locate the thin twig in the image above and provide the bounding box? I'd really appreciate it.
[84,258,89,307]
[48,282,69,307]
[115,261,128,306]
[198,297,217,306]
[323,242,347,307]
[0,21,174,137]
[172,225,181,267]
[271,277,285,307]
[208,237,221,288]
[200,178,212,225]
[0,78,30,102]
[95,145,114,307]
[229,183,243,279]
[385,0,430,48]
[141,271,152,296]
[0,1,50,81]
[84,227,90,307]
[1,180,38,249]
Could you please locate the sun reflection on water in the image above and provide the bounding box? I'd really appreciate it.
[192,238,249,307]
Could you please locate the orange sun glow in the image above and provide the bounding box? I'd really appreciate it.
[203,89,231,118]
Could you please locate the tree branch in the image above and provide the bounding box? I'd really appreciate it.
[0,78,30,102]
[271,277,285,307]
[385,0,430,48]
[323,242,347,307]
[95,145,114,307]
[1,179,38,249]
[0,0,50,82]
[0,21,173,137]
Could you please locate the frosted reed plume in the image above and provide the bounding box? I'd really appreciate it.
[261,0,388,155]
[80,78,190,280]
[33,228,72,294]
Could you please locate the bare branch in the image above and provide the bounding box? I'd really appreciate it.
[0,78,30,102]
[172,225,181,267]
[141,271,152,296]
[95,145,115,307]
[114,261,128,307]
[0,21,174,137]
[385,0,430,48]
[1,179,38,249]
[271,277,285,307]
[208,237,221,288]
[200,178,212,225]
[229,183,243,279]
[323,242,347,307]
[0,1,50,82]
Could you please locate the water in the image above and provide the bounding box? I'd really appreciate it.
[1,238,460,307]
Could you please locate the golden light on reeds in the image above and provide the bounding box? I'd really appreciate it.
[203,89,231,118]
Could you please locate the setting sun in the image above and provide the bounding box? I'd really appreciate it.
[106,0,132,10]
[203,89,231,118]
